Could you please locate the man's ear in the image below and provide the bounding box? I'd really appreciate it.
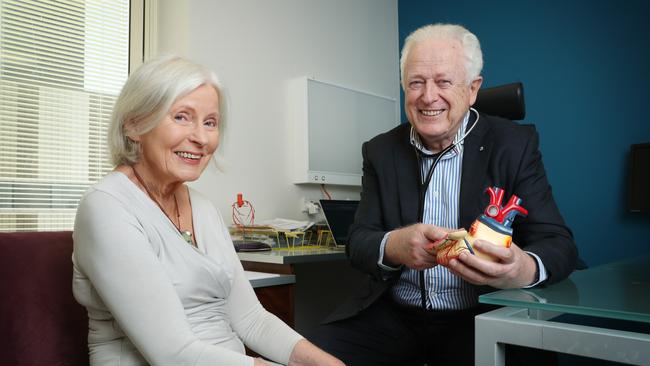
[468,76,483,106]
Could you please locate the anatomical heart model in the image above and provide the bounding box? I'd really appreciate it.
[434,187,528,266]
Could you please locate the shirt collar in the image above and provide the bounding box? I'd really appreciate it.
[409,110,470,157]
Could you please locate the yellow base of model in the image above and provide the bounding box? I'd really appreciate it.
[434,217,512,266]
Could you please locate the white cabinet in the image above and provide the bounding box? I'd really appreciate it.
[291,77,398,186]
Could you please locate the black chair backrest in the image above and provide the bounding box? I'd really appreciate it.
[474,82,525,121]
[473,83,589,270]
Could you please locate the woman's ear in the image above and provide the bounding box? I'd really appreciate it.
[124,119,141,142]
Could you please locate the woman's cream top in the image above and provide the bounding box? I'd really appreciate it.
[72,172,301,365]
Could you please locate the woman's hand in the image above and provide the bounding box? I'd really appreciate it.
[254,357,274,366]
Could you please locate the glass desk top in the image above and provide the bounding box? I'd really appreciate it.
[480,255,650,323]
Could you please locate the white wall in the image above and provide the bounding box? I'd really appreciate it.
[155,0,399,222]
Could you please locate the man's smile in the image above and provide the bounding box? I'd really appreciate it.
[420,109,444,117]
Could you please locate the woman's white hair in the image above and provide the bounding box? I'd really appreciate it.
[108,55,225,166]
[400,23,483,89]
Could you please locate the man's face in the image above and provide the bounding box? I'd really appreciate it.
[404,38,482,152]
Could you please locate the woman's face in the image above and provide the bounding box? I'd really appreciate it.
[132,84,220,186]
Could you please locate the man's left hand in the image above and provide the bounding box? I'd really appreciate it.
[447,239,537,289]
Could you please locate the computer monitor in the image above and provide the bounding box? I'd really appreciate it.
[629,143,650,213]
[319,200,359,247]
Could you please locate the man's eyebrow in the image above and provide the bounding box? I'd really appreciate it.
[406,72,451,80]
[433,71,453,78]
[406,72,425,79]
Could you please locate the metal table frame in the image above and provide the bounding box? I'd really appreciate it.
[475,306,650,365]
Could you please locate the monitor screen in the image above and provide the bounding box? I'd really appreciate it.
[629,143,650,213]
[292,78,399,186]
[319,200,359,246]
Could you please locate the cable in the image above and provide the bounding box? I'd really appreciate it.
[320,184,332,200]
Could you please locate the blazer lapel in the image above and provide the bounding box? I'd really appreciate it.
[394,126,420,225]
[459,111,491,229]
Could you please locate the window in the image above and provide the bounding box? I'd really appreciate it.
[0,0,141,231]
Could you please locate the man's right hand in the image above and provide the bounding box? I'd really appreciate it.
[383,224,450,270]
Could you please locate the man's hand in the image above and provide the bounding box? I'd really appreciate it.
[447,239,537,288]
[384,224,449,270]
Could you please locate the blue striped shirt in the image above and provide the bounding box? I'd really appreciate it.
[385,111,478,309]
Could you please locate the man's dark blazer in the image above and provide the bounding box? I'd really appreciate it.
[325,111,577,323]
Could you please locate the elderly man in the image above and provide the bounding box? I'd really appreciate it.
[308,23,577,366]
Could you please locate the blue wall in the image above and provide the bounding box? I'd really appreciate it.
[398,0,650,267]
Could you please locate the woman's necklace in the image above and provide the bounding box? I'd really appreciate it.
[131,167,194,246]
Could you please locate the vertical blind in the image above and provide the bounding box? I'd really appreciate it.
[0,0,130,231]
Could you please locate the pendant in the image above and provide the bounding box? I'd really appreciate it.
[180,230,193,245]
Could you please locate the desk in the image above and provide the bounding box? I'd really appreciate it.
[239,246,346,266]
[245,270,295,288]
[476,256,650,365]
[239,247,363,333]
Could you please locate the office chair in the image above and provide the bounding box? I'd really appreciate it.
[474,82,526,121]
[473,82,587,271]
[0,231,88,366]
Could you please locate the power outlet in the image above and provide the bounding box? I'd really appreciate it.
[301,197,321,215]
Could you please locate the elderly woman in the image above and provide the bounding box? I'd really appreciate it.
[72,56,343,366]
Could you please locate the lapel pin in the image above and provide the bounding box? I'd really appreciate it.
[479,146,484,151]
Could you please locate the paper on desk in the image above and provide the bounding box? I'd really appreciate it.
[255,218,314,231]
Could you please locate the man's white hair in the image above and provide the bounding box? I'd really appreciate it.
[400,23,483,89]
